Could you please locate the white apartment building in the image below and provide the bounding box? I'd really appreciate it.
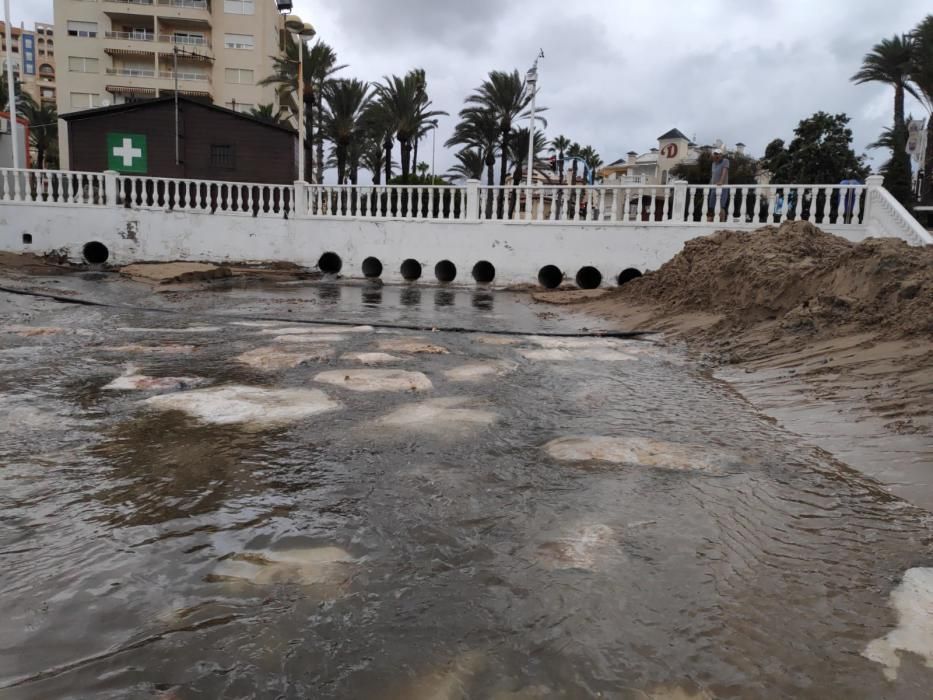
[54,0,287,168]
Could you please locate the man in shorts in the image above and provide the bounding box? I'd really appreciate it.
[707,148,730,222]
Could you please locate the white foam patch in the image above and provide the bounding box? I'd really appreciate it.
[235,346,334,371]
[260,325,372,335]
[377,337,449,354]
[376,397,497,434]
[103,365,205,392]
[1,325,92,337]
[340,352,406,365]
[272,334,347,344]
[315,369,432,392]
[519,348,636,362]
[524,335,627,349]
[544,436,724,473]
[210,546,354,586]
[536,523,616,571]
[117,326,222,334]
[228,320,282,328]
[143,385,341,426]
[863,567,933,680]
[443,361,518,382]
[96,344,197,355]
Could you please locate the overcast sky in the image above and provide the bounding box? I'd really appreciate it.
[11,0,932,175]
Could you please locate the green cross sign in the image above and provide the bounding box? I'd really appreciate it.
[106,133,148,173]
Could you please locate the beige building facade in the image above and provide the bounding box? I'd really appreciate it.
[1,21,58,108]
[53,0,287,168]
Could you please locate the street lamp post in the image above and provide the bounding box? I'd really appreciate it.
[283,15,315,182]
[525,50,544,186]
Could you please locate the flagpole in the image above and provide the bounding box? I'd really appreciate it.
[3,0,19,169]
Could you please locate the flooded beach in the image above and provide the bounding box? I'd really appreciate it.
[1,273,932,699]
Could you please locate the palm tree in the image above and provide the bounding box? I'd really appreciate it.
[373,69,446,182]
[446,107,499,186]
[508,127,548,185]
[579,145,603,183]
[567,142,582,184]
[447,148,485,181]
[362,99,396,184]
[464,69,545,189]
[260,38,346,182]
[20,99,57,169]
[910,15,933,202]
[549,134,572,183]
[852,34,918,188]
[320,78,372,184]
[248,103,282,125]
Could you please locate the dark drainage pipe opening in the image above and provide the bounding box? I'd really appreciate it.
[617,267,643,286]
[362,256,383,278]
[537,265,563,289]
[434,260,457,283]
[22,233,32,244]
[472,260,495,284]
[400,258,422,281]
[83,241,109,265]
[575,266,602,289]
[318,251,342,274]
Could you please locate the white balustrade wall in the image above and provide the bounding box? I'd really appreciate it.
[0,168,928,287]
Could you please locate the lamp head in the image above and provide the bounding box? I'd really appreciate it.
[284,15,304,32]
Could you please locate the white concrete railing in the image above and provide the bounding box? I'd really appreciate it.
[862,175,933,246]
[0,169,109,206]
[1,168,928,244]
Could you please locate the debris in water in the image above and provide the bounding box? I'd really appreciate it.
[340,352,406,365]
[535,523,616,570]
[377,337,449,354]
[863,567,933,680]
[519,348,636,362]
[383,650,486,700]
[117,326,222,334]
[235,346,334,371]
[544,436,725,473]
[103,364,205,392]
[376,397,497,433]
[1,325,91,337]
[96,343,197,355]
[443,361,518,382]
[260,325,372,335]
[144,385,341,426]
[315,369,432,392]
[209,546,354,586]
[272,334,347,344]
[472,334,520,346]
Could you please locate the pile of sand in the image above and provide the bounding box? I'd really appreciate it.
[619,221,932,338]
[120,262,232,284]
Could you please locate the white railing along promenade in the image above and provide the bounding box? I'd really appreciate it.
[0,169,929,244]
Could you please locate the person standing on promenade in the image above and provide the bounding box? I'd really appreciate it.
[708,148,730,222]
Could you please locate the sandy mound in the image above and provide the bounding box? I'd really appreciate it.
[103,364,205,392]
[376,397,497,433]
[544,436,726,473]
[618,221,933,337]
[209,546,354,586]
[120,262,232,284]
[378,337,449,354]
[314,369,433,392]
[443,361,517,381]
[235,346,334,371]
[340,352,405,365]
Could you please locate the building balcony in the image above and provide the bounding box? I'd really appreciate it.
[104,30,156,43]
[159,70,211,84]
[158,33,211,49]
[106,67,157,78]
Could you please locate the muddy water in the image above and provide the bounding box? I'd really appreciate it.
[1,279,932,699]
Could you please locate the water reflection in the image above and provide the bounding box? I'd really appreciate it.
[400,286,422,307]
[433,289,456,308]
[361,284,383,307]
[472,290,494,310]
[317,283,342,304]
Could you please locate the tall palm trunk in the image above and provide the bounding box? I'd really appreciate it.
[509,163,523,218]
[412,136,419,179]
[383,136,393,183]
[400,139,412,181]
[315,90,325,184]
[484,150,495,218]
[497,128,510,218]
[924,121,933,203]
[336,145,347,185]
[893,83,912,185]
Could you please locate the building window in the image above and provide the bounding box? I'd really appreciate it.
[70,92,101,109]
[210,144,236,169]
[223,0,254,15]
[224,67,254,85]
[224,33,254,49]
[68,56,98,73]
[66,21,98,38]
